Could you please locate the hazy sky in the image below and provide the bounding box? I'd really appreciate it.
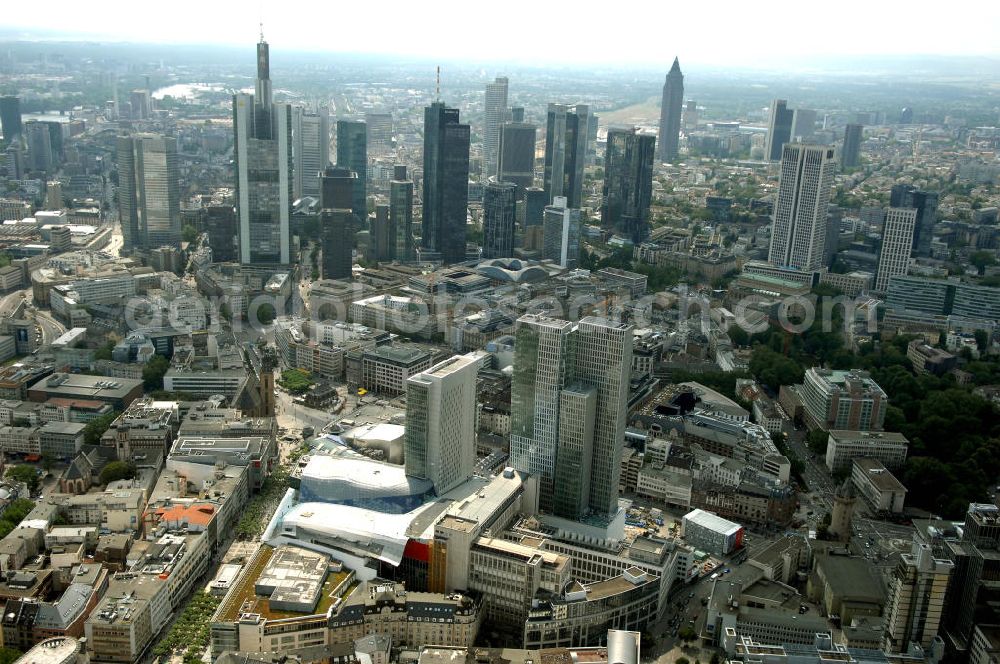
[5,0,1000,67]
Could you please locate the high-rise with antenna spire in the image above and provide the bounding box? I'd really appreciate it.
[233,32,292,264]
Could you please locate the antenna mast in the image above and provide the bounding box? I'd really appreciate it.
[436,66,440,102]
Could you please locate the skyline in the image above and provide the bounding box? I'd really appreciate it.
[2,0,1000,69]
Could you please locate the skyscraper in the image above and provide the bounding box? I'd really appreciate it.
[390,165,414,261]
[791,108,817,141]
[25,120,52,172]
[890,184,938,258]
[523,186,547,252]
[233,35,292,264]
[370,204,391,262]
[657,57,684,162]
[875,207,917,292]
[292,107,329,199]
[842,123,863,170]
[542,196,580,269]
[129,89,151,120]
[482,181,516,259]
[319,166,357,280]
[365,112,393,156]
[768,144,836,272]
[601,127,656,244]
[404,354,479,496]
[498,121,536,195]
[422,102,470,264]
[483,77,509,180]
[884,539,954,653]
[543,104,588,208]
[205,206,237,262]
[0,96,22,141]
[336,120,367,217]
[509,314,632,521]
[765,99,795,161]
[117,134,182,251]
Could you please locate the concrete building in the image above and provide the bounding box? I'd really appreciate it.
[681,509,743,556]
[404,354,479,495]
[875,207,917,293]
[800,368,888,432]
[852,458,907,514]
[884,539,953,653]
[768,145,836,272]
[359,346,433,395]
[906,340,957,376]
[825,430,908,473]
[542,196,580,269]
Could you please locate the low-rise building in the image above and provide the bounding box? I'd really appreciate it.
[681,508,744,556]
[906,340,957,376]
[825,430,908,474]
[851,458,907,514]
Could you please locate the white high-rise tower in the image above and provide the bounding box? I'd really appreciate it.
[768,144,836,272]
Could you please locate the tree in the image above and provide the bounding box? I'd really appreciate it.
[143,354,170,391]
[677,658,691,664]
[182,224,199,244]
[84,410,119,446]
[970,251,997,276]
[0,647,21,664]
[256,303,276,325]
[975,329,990,352]
[728,324,750,347]
[806,429,829,455]
[100,461,137,485]
[94,340,115,361]
[5,466,39,492]
[678,626,698,642]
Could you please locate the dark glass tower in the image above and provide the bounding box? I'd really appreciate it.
[422,102,470,264]
[0,96,22,141]
[117,134,182,251]
[601,128,656,244]
[657,57,684,162]
[890,184,938,258]
[390,165,414,261]
[766,99,795,161]
[482,181,517,259]
[842,124,863,170]
[543,104,588,208]
[336,120,367,218]
[498,122,536,196]
[319,166,357,280]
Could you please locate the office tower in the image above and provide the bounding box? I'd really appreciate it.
[370,204,391,262]
[543,196,580,269]
[543,104,588,208]
[875,207,917,292]
[510,107,525,123]
[768,144,836,272]
[336,120,367,217]
[601,127,656,244]
[292,107,329,199]
[824,204,843,268]
[422,102,470,264]
[45,121,63,165]
[900,107,913,124]
[483,77,509,180]
[684,99,698,131]
[890,184,938,258]
[498,121,536,195]
[404,354,479,495]
[941,504,1000,655]
[46,181,62,211]
[390,165,414,261]
[510,315,578,513]
[884,539,954,653]
[0,96,22,141]
[233,35,293,264]
[117,134,182,251]
[587,112,599,165]
[5,145,24,179]
[842,124,863,170]
[25,121,53,172]
[319,166,357,280]
[791,108,816,141]
[129,89,151,120]
[482,181,516,259]
[765,99,795,161]
[510,314,632,520]
[657,57,684,162]
[523,186,547,252]
[49,226,72,253]
[205,206,237,262]
[365,112,393,156]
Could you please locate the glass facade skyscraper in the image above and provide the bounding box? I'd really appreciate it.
[390,165,414,261]
[890,184,938,258]
[292,107,329,199]
[234,36,292,264]
[543,104,588,208]
[601,127,656,244]
[483,77,508,180]
[765,99,795,162]
[117,134,182,251]
[657,58,684,162]
[336,119,367,218]
[482,181,516,259]
[422,102,470,264]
